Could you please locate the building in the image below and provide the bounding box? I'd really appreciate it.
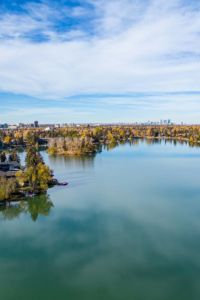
[0,161,21,178]
[0,123,8,129]
[160,119,172,125]
[34,121,39,128]
[8,124,18,130]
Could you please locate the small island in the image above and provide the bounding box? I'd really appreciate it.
[0,146,55,202]
[48,136,101,156]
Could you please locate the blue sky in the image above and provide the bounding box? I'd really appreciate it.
[0,0,200,124]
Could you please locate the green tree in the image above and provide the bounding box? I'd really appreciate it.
[25,146,43,168]
[0,152,6,162]
[8,150,20,163]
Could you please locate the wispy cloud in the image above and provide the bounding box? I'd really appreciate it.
[1,91,200,124]
[0,0,200,122]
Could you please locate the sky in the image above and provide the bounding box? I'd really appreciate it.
[0,0,200,124]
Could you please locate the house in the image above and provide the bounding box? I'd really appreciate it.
[8,124,18,130]
[0,161,21,178]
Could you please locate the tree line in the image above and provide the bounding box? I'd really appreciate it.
[1,125,200,157]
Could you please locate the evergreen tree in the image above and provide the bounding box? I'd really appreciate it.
[0,152,6,163]
[25,146,43,168]
[8,150,20,163]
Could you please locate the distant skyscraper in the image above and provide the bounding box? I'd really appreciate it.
[34,120,39,128]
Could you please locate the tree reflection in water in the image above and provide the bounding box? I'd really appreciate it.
[0,194,53,221]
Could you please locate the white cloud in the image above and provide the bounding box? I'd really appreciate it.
[0,0,199,101]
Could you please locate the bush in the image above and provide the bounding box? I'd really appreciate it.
[0,177,17,201]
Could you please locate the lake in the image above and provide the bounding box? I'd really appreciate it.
[1,140,200,300]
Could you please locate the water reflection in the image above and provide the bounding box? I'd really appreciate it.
[0,202,25,220]
[48,154,95,169]
[103,138,191,151]
[137,138,189,146]
[45,139,195,170]
[0,194,53,221]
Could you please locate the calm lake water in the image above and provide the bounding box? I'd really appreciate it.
[1,140,200,300]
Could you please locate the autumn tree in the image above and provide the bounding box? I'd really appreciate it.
[17,146,52,193]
